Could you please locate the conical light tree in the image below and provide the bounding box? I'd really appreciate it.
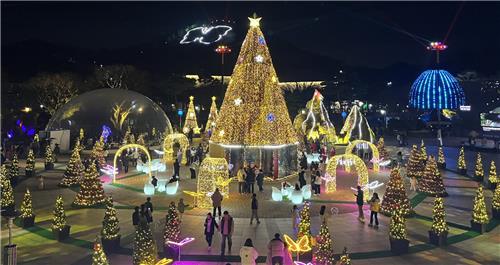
[210,16,298,147]
[133,222,157,265]
[313,221,335,265]
[407,145,424,179]
[339,105,375,143]
[8,153,19,180]
[376,137,389,160]
[298,202,311,240]
[0,165,14,208]
[457,146,466,173]
[420,140,427,161]
[182,96,200,134]
[163,203,181,244]
[101,199,120,240]
[20,189,34,218]
[492,184,500,212]
[488,161,497,188]
[471,185,489,224]
[60,140,84,187]
[296,90,337,142]
[52,195,67,231]
[418,156,447,196]
[437,146,446,168]
[73,163,106,207]
[45,145,55,165]
[205,96,219,132]
[92,239,109,265]
[381,168,412,216]
[91,136,106,168]
[338,247,351,265]
[25,149,36,173]
[474,153,484,179]
[430,197,448,235]
[79,128,85,140]
[389,206,407,240]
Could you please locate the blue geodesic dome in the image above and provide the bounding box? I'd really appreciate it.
[409,69,465,110]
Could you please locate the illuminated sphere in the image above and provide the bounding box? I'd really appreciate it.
[409,70,465,110]
[46,89,173,140]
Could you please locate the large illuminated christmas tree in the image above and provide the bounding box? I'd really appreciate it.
[376,137,389,160]
[210,16,297,147]
[474,153,484,180]
[418,156,447,197]
[183,96,200,134]
[457,146,466,174]
[205,96,219,132]
[298,202,311,240]
[294,90,337,142]
[163,202,181,244]
[407,145,424,179]
[133,222,158,265]
[60,140,84,187]
[73,163,106,207]
[91,136,106,168]
[381,168,412,216]
[313,221,335,265]
[339,105,375,143]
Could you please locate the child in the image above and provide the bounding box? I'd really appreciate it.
[177,198,189,221]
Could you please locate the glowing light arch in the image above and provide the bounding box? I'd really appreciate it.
[345,140,380,172]
[163,133,190,164]
[113,144,151,183]
[325,154,369,198]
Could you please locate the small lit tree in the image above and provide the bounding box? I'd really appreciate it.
[407,145,424,179]
[337,247,351,265]
[79,128,85,141]
[92,239,109,265]
[314,221,335,265]
[420,140,427,162]
[437,146,446,169]
[45,144,55,169]
[133,222,157,265]
[91,136,106,168]
[205,96,219,132]
[182,96,200,134]
[101,199,120,240]
[474,153,484,181]
[298,202,312,240]
[52,195,70,240]
[492,184,500,219]
[8,153,19,182]
[164,203,181,244]
[20,189,34,218]
[418,156,447,197]
[1,165,15,213]
[376,137,389,160]
[389,205,409,254]
[60,140,84,187]
[381,168,412,216]
[73,163,106,207]
[488,161,497,190]
[471,184,489,233]
[429,197,448,245]
[457,146,466,174]
[25,149,36,176]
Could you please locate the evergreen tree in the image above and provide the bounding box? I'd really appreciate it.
[205,96,219,132]
[210,16,298,146]
[91,136,106,168]
[376,137,389,160]
[474,153,484,178]
[437,146,446,167]
[492,184,500,211]
[73,163,106,207]
[20,189,34,218]
[133,222,157,265]
[389,206,407,240]
[8,153,19,180]
[92,239,109,265]
[420,140,427,161]
[457,146,466,172]
[430,197,448,235]
[182,96,200,134]
[164,202,181,244]
[79,128,85,140]
[60,140,84,187]
[26,149,36,172]
[380,168,412,216]
[313,221,334,265]
[52,195,67,231]
[488,161,497,184]
[45,145,55,164]
[407,145,424,179]
[0,165,14,207]
[101,199,120,240]
[337,247,351,265]
[298,202,311,240]
[471,185,489,224]
[418,156,447,196]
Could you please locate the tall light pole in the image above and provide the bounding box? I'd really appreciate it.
[215,45,232,88]
[427,41,448,146]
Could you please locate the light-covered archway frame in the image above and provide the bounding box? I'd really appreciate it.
[113,144,152,182]
[163,133,190,164]
[325,154,369,198]
[345,140,380,172]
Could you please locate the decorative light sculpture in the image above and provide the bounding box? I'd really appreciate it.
[326,154,369,198]
[196,157,230,208]
[345,140,380,171]
[113,144,152,182]
[163,133,189,164]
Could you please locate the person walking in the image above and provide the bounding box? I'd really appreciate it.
[314,170,322,195]
[250,193,261,225]
[211,188,223,218]
[177,198,189,221]
[246,167,256,194]
[319,205,328,224]
[267,233,285,265]
[368,193,380,228]
[256,169,264,192]
[291,205,300,235]
[203,212,218,251]
[220,211,234,257]
[410,176,417,191]
[151,176,158,188]
[240,238,259,265]
[132,206,140,226]
[237,166,246,194]
[144,197,154,223]
[173,158,180,178]
[354,186,365,222]
[298,170,306,188]
[177,149,183,164]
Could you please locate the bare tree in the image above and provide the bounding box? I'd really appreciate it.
[94,64,137,89]
[29,73,78,115]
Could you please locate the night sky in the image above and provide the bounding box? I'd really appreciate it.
[2,1,500,69]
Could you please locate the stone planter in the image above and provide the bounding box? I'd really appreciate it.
[428,230,447,246]
[25,169,35,178]
[389,238,409,254]
[438,162,446,169]
[52,225,71,241]
[22,215,35,228]
[470,221,486,234]
[102,235,121,253]
[492,208,500,220]
[45,162,54,170]
[458,169,467,175]
[474,175,484,182]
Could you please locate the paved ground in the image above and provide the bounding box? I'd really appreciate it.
[1,137,499,265]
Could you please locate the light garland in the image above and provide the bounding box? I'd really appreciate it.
[210,16,298,147]
[325,154,369,197]
[180,25,232,45]
[113,144,152,182]
[345,140,380,172]
[196,157,230,208]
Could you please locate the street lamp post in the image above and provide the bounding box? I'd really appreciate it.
[427,41,448,146]
[215,45,232,87]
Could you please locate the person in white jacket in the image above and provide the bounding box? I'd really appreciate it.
[240,238,259,265]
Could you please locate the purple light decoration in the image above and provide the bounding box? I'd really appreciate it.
[21,125,27,133]
[27,128,36,136]
[166,237,195,247]
[7,129,14,139]
[101,125,112,142]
